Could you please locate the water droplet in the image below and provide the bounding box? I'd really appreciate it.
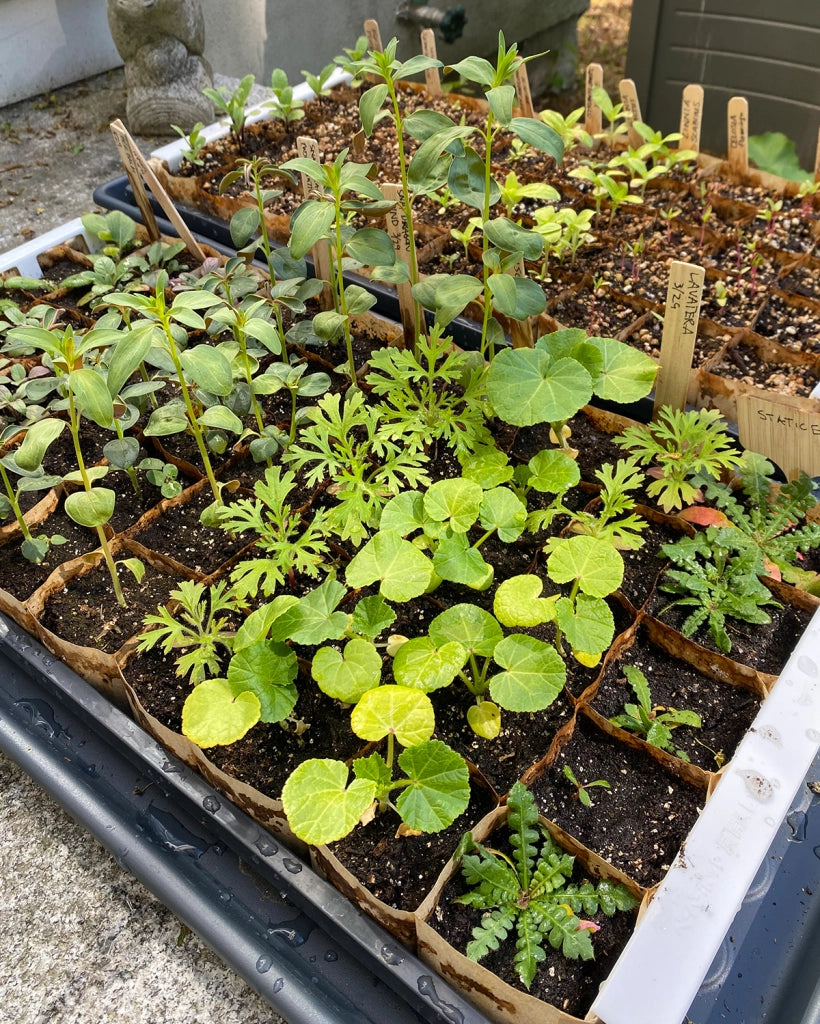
[787,810,807,843]
[161,759,182,774]
[739,771,774,802]
[417,975,465,1024]
[203,796,220,813]
[324,950,338,963]
[218,890,232,903]
[282,857,302,874]
[255,837,278,857]
[255,955,273,974]
[380,944,405,966]
[309,955,316,963]
[797,655,818,677]
[271,978,284,994]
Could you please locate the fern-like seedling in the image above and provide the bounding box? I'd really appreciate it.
[454,781,637,989]
[609,665,701,760]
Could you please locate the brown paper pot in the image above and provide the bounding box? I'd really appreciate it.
[414,803,648,1024]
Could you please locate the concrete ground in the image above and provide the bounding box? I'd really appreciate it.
[1,68,285,1023]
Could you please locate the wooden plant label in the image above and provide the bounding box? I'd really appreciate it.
[585,63,603,138]
[513,64,535,119]
[296,135,333,308]
[727,96,749,176]
[109,119,206,261]
[420,29,442,96]
[382,183,417,346]
[737,392,820,480]
[653,260,705,417]
[679,84,704,155]
[618,78,643,148]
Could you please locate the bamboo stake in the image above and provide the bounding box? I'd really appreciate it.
[513,64,535,119]
[382,183,418,348]
[653,260,705,417]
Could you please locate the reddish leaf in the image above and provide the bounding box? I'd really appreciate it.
[678,507,731,527]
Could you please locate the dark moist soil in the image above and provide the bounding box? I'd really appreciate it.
[429,815,638,1019]
[531,713,705,887]
[590,621,763,769]
[646,587,814,675]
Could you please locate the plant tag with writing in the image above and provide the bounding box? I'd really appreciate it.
[585,63,603,138]
[727,96,749,176]
[110,119,206,260]
[296,135,333,308]
[420,29,442,95]
[737,392,820,479]
[513,64,534,118]
[653,260,704,417]
[618,78,642,149]
[363,18,383,83]
[679,84,703,155]
[382,183,417,346]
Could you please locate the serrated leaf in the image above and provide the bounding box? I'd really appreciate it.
[424,477,483,533]
[432,532,494,589]
[395,740,470,833]
[351,594,396,639]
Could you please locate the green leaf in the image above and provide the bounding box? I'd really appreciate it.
[346,227,396,267]
[15,419,65,472]
[379,490,426,535]
[509,117,564,162]
[483,218,543,261]
[359,83,388,135]
[748,131,810,182]
[343,284,377,315]
[312,309,347,340]
[448,144,500,210]
[267,576,350,644]
[546,535,624,597]
[198,405,244,434]
[395,740,470,833]
[467,701,502,739]
[586,336,658,404]
[487,85,515,126]
[70,367,114,428]
[486,348,593,427]
[555,594,615,658]
[526,449,581,494]
[494,575,557,627]
[289,199,335,259]
[227,641,298,723]
[489,634,565,712]
[229,206,261,248]
[182,678,261,747]
[351,685,435,746]
[351,594,396,639]
[143,404,188,437]
[392,637,468,692]
[424,477,483,533]
[282,759,377,845]
[346,530,435,601]
[179,345,234,396]
[312,639,382,703]
[429,603,503,658]
[448,55,496,87]
[411,274,483,328]
[103,436,140,470]
[432,532,494,589]
[64,487,115,528]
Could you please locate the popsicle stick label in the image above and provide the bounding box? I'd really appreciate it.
[514,65,534,119]
[618,78,642,148]
[585,64,603,138]
[737,392,820,479]
[363,19,383,83]
[679,84,703,155]
[296,135,333,306]
[420,29,441,95]
[110,119,206,261]
[727,97,749,176]
[814,126,820,182]
[653,260,705,416]
[382,183,417,345]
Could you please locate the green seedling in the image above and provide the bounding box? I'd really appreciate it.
[562,765,611,807]
[202,73,255,149]
[0,419,66,563]
[264,68,305,126]
[454,781,637,988]
[171,122,208,166]
[610,664,702,760]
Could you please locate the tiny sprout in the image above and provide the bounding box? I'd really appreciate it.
[562,765,611,807]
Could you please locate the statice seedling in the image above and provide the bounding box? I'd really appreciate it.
[609,665,701,760]
[454,781,637,988]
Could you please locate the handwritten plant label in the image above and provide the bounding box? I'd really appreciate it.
[585,63,603,138]
[618,78,642,149]
[514,64,535,118]
[296,135,333,307]
[727,97,749,176]
[737,392,820,479]
[420,29,441,95]
[679,84,704,155]
[382,183,417,345]
[110,119,206,261]
[653,260,705,416]
[363,19,383,82]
